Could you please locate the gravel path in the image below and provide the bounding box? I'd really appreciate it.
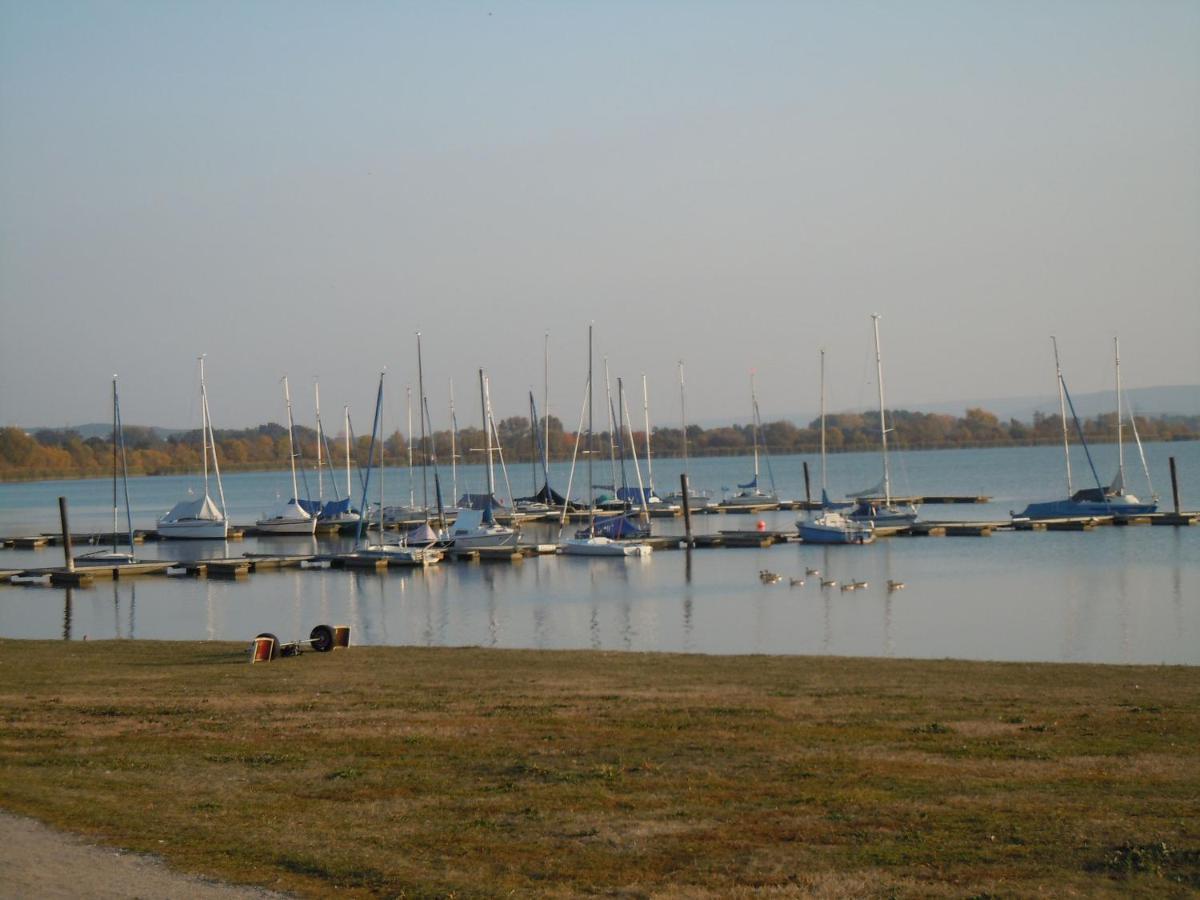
[0,810,288,898]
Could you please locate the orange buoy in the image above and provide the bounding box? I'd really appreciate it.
[756,519,766,532]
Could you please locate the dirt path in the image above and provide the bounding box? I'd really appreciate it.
[0,810,288,899]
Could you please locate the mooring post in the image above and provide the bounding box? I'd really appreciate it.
[58,496,74,573]
[1169,456,1180,515]
[803,461,812,506]
[680,473,694,548]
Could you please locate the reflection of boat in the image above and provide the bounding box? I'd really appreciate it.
[158,356,229,540]
[1015,338,1157,520]
[257,377,317,535]
[76,376,137,565]
[849,316,918,527]
[562,325,652,558]
[720,372,779,509]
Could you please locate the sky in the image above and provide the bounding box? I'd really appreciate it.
[2,0,1197,432]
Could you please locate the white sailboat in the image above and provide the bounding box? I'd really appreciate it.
[663,360,715,510]
[562,325,652,557]
[849,316,919,527]
[353,371,442,565]
[800,350,875,544]
[256,376,317,535]
[720,371,780,510]
[76,376,138,564]
[453,369,518,550]
[158,356,229,540]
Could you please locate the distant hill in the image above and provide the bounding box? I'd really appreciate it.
[30,424,187,441]
[912,385,1199,422]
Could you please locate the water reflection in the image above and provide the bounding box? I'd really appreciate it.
[63,587,73,641]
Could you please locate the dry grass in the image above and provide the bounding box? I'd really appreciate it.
[1,640,1198,898]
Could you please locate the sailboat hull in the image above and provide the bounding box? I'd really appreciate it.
[1016,496,1157,519]
[848,500,918,527]
[799,512,876,544]
[561,537,652,557]
[156,519,228,540]
[255,516,317,535]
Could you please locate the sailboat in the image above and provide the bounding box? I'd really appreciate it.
[562,325,652,557]
[1014,338,1157,520]
[662,360,715,510]
[848,316,919,527]
[719,372,780,510]
[256,376,317,535]
[299,382,362,533]
[76,376,137,565]
[799,351,875,544]
[158,356,229,540]
[452,369,519,550]
[352,371,442,565]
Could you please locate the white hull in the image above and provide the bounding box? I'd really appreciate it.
[255,516,317,535]
[561,536,652,557]
[156,518,228,540]
[453,527,518,550]
[75,550,137,565]
[355,543,442,565]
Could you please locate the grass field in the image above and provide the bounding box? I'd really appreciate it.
[1,639,1197,897]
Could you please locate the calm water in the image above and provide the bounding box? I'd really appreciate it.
[1,442,1197,664]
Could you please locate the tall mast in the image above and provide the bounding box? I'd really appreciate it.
[1114,337,1125,489]
[344,405,351,501]
[621,384,650,518]
[587,324,595,532]
[678,360,688,481]
[114,376,134,555]
[314,380,324,501]
[871,314,892,504]
[604,358,618,491]
[543,332,550,472]
[750,371,760,483]
[199,355,209,499]
[617,377,628,495]
[416,332,429,517]
[642,374,654,495]
[406,387,414,509]
[529,392,538,494]
[283,376,301,505]
[110,375,118,551]
[449,378,458,507]
[819,348,827,496]
[479,369,495,497]
[1052,336,1073,495]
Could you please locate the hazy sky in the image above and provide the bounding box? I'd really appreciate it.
[2,0,1197,431]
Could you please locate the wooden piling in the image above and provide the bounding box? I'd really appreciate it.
[802,462,811,506]
[1170,456,1180,515]
[680,474,694,548]
[58,497,74,573]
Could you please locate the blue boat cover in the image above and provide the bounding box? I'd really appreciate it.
[293,497,354,519]
[458,493,507,511]
[616,487,654,505]
[585,515,649,539]
[738,475,758,490]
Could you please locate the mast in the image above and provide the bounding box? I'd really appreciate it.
[114,376,133,556]
[416,332,429,518]
[529,392,538,495]
[642,374,654,495]
[110,376,118,551]
[604,358,618,492]
[315,380,323,502]
[354,373,383,547]
[406,387,414,509]
[617,377,629,496]
[621,384,650,519]
[750,371,760,486]
[819,349,827,497]
[543,331,550,474]
[1114,337,1125,489]
[479,368,495,498]
[871,314,892,505]
[199,355,210,500]
[344,405,352,501]
[283,376,301,506]
[678,360,689,482]
[1052,336,1073,495]
[587,324,595,533]
[449,378,458,507]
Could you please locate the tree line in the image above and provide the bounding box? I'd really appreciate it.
[2,409,1197,481]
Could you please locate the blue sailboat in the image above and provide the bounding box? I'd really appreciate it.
[1015,338,1157,520]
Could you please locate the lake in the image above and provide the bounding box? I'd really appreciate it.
[1,441,1197,664]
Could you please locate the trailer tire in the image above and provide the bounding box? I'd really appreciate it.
[310,624,335,653]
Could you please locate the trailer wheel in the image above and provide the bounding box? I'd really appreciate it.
[310,624,335,653]
[254,632,281,661]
